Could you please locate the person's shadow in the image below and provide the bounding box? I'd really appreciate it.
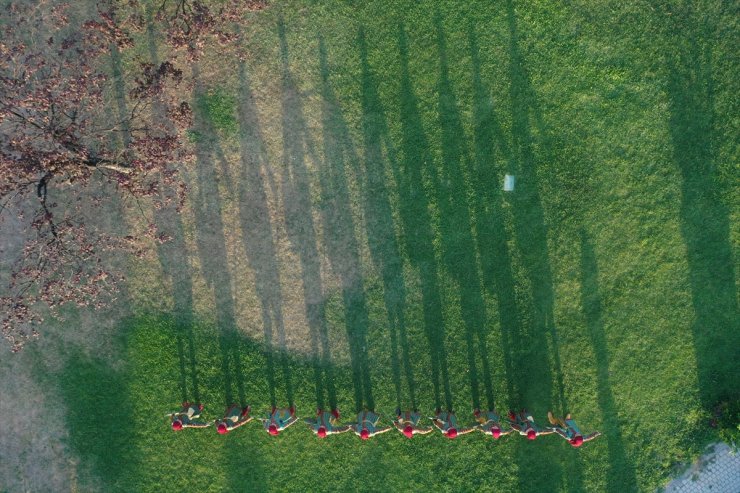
[357,27,417,410]
[278,18,337,412]
[395,23,453,412]
[317,35,375,412]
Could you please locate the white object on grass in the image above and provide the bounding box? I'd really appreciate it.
[503,174,515,191]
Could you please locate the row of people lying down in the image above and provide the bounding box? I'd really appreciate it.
[168,403,601,447]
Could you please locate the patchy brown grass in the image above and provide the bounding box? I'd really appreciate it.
[0,346,75,492]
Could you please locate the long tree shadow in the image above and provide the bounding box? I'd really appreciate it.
[318,36,375,412]
[110,44,131,150]
[664,4,739,414]
[467,22,522,412]
[357,28,416,410]
[140,14,200,405]
[235,60,294,410]
[278,20,337,411]
[190,66,246,408]
[580,229,639,493]
[396,24,452,411]
[434,17,494,412]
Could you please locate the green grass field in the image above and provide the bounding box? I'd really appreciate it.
[43,0,738,491]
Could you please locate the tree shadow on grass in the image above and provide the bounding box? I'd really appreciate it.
[396,23,452,412]
[434,16,495,413]
[61,317,269,492]
[357,28,417,410]
[235,60,294,410]
[318,36,375,412]
[580,229,638,493]
[664,4,739,414]
[278,19,337,412]
[60,350,134,491]
[109,44,131,150]
[190,66,246,408]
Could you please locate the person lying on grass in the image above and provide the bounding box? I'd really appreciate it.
[547,411,601,447]
[429,409,475,439]
[508,409,555,440]
[168,402,211,430]
[349,410,393,440]
[304,408,351,438]
[215,404,253,435]
[394,408,433,438]
[260,406,298,436]
[473,408,513,439]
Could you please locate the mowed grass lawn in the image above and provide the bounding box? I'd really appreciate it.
[46,0,738,492]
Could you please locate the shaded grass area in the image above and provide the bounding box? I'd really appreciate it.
[55,0,738,492]
[60,353,136,491]
[663,1,739,414]
[59,318,268,492]
[58,315,553,493]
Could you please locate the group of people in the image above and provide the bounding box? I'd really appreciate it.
[168,403,601,447]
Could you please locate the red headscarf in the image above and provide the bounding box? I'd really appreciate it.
[403,426,414,439]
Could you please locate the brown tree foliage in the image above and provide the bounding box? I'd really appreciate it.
[155,0,267,60]
[0,0,263,351]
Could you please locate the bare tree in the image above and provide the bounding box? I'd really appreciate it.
[0,1,190,351]
[155,0,267,60]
